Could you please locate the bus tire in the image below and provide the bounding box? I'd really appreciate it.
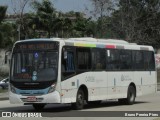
[125,86,136,105]
[32,103,46,111]
[72,89,85,110]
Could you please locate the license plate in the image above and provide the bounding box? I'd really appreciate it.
[27,96,37,102]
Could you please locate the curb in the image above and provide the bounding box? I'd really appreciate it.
[0,91,9,101]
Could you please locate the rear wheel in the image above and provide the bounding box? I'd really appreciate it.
[32,103,46,111]
[119,86,136,105]
[126,86,136,105]
[72,89,85,110]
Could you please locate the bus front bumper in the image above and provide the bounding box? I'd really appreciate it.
[9,91,61,104]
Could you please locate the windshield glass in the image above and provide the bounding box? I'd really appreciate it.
[11,42,59,82]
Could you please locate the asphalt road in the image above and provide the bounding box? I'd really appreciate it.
[0,92,160,120]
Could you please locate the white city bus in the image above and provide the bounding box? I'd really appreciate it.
[9,37,157,110]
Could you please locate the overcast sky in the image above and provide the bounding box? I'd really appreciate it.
[0,0,92,14]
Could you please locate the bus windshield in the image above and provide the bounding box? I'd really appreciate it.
[11,42,59,82]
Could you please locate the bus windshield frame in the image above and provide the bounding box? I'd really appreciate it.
[10,41,59,82]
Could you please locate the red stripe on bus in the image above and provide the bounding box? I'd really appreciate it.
[106,45,115,49]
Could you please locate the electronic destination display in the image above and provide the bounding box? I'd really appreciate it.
[14,42,59,51]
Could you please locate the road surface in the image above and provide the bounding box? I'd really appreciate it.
[0,92,160,120]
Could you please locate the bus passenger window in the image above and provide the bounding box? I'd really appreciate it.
[66,52,75,72]
[76,48,91,70]
[144,51,155,71]
[92,48,106,70]
[132,51,144,70]
[106,49,120,70]
[62,51,75,72]
[119,50,132,70]
[61,47,75,80]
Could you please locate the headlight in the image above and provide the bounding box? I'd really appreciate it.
[48,84,56,93]
[10,84,16,93]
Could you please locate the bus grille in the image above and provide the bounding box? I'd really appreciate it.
[11,81,53,90]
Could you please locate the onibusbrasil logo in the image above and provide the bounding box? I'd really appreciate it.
[2,112,42,117]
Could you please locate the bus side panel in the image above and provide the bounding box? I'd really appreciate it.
[88,71,107,101]
[61,72,107,103]
[134,71,157,97]
[107,72,133,99]
[133,71,142,97]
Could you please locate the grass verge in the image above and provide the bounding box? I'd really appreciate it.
[0,89,8,93]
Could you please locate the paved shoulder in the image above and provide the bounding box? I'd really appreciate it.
[0,92,8,101]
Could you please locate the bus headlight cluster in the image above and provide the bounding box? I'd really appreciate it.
[48,84,56,93]
[10,84,16,93]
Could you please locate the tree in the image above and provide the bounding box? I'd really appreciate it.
[11,0,31,39]
[32,0,56,38]
[0,6,7,23]
[54,11,95,38]
[115,0,160,47]
[0,23,15,47]
[22,13,39,38]
[53,12,73,38]
[0,6,16,48]
[89,0,115,37]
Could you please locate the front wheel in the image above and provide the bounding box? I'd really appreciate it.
[32,103,46,111]
[71,89,85,110]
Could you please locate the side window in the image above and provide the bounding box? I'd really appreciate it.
[119,50,132,70]
[132,51,144,70]
[144,51,149,70]
[76,48,91,70]
[92,48,106,70]
[144,51,155,71]
[106,49,120,70]
[61,46,75,80]
[148,51,155,70]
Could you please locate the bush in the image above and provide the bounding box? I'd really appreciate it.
[0,65,9,77]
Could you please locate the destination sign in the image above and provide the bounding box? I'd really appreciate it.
[14,42,59,51]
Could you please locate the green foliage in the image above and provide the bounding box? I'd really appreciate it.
[87,0,160,48]
[1,0,160,49]
[0,6,7,23]
[27,1,96,38]
[0,6,16,48]
[111,0,160,47]
[0,23,15,48]
[32,0,56,38]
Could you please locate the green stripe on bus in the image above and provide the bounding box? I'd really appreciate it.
[74,43,96,47]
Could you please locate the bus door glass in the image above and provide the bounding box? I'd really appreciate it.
[61,46,75,81]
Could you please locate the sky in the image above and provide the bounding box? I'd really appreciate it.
[0,0,92,15]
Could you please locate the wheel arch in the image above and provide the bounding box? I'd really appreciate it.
[78,84,88,102]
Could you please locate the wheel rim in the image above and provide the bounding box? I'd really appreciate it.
[77,92,84,106]
[129,91,135,102]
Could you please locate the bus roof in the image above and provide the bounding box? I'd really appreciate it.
[13,38,154,51]
[63,38,154,51]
